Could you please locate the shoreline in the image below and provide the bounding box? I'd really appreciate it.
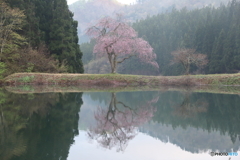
[2,72,240,87]
[4,84,240,95]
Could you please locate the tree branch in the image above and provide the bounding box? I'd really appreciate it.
[117,55,135,64]
[113,22,122,32]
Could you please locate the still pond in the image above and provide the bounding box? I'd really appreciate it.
[0,88,239,160]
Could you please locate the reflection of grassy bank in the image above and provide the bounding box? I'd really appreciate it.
[4,85,240,94]
[3,73,240,86]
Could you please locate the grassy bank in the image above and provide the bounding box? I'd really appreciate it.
[2,72,240,86]
[5,85,240,95]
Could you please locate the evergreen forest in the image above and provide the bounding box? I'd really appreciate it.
[82,0,240,75]
[0,0,84,78]
[1,0,240,76]
[69,0,230,43]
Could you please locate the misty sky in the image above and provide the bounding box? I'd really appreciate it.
[67,0,136,5]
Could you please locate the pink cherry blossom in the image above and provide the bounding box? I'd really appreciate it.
[87,15,159,73]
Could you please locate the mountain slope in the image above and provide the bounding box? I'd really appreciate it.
[69,0,230,43]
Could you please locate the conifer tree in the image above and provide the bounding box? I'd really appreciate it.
[5,0,84,73]
[49,0,83,73]
[209,30,225,73]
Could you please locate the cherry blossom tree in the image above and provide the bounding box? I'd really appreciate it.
[171,48,208,75]
[87,93,158,151]
[87,15,159,73]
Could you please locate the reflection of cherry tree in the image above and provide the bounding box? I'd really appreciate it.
[88,93,158,151]
[172,92,208,118]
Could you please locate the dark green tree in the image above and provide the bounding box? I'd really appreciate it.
[5,0,84,73]
[209,30,226,73]
[49,0,83,73]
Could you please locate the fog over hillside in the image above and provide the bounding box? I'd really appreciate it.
[69,0,231,43]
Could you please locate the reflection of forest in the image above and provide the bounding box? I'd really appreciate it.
[140,123,240,153]
[147,91,240,153]
[0,89,82,160]
[87,92,158,151]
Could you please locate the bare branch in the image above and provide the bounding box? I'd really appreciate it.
[171,48,208,74]
[117,55,135,64]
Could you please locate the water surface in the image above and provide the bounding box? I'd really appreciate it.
[0,89,239,160]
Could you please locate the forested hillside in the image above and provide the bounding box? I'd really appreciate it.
[82,0,240,75]
[69,0,230,43]
[133,0,240,75]
[0,0,83,78]
[122,0,230,21]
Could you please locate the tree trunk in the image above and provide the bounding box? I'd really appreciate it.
[108,52,117,74]
[111,66,116,73]
[186,64,190,75]
[109,57,116,73]
[112,58,117,73]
